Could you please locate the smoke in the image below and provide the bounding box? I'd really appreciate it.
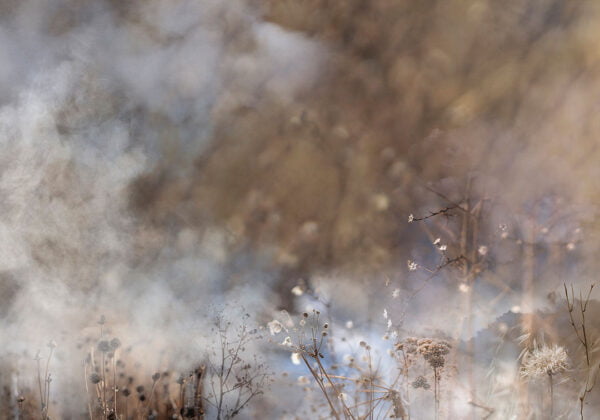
[0,0,323,414]
[2,0,600,417]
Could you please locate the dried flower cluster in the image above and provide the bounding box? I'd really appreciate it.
[397,337,451,370]
[412,375,431,390]
[521,345,568,379]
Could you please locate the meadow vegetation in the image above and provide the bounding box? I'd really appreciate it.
[1,0,600,419]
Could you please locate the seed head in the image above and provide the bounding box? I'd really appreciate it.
[97,340,111,353]
[521,345,568,379]
[110,338,121,350]
[412,376,430,390]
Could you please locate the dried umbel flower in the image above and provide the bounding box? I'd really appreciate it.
[428,355,445,369]
[97,340,111,353]
[412,375,431,390]
[110,338,121,350]
[521,345,568,379]
[89,372,101,384]
[416,338,451,369]
[152,372,161,382]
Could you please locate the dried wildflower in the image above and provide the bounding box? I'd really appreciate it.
[478,245,488,256]
[291,285,304,296]
[268,320,283,335]
[408,214,414,223]
[152,372,160,382]
[412,376,430,390]
[110,338,121,350]
[281,336,293,346]
[89,372,101,384]
[428,355,445,368]
[398,338,452,370]
[122,388,131,397]
[97,340,111,353]
[392,288,400,298]
[407,260,418,271]
[47,340,57,349]
[291,353,301,365]
[521,345,568,379]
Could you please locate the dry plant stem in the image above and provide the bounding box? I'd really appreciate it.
[36,356,44,416]
[369,351,375,420]
[519,219,536,417]
[468,400,494,420]
[399,351,411,420]
[44,348,53,414]
[564,283,596,420]
[193,367,205,419]
[300,354,340,420]
[84,363,93,420]
[548,373,554,419]
[216,324,245,419]
[102,351,107,419]
[146,379,158,414]
[433,367,439,420]
[314,355,355,419]
[113,354,117,416]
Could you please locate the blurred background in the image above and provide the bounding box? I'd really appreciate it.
[1,0,600,418]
